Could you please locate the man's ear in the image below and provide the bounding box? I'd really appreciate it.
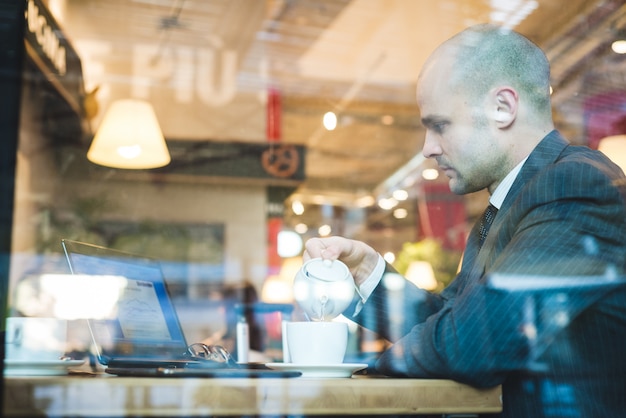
[491,87,518,128]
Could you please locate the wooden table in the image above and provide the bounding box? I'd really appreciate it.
[4,374,501,417]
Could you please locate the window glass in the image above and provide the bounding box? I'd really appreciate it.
[3,0,626,390]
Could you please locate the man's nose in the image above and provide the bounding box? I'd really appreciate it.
[422,131,442,158]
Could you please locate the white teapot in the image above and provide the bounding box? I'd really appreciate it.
[293,258,356,321]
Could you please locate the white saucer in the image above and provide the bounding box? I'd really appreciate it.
[4,359,85,376]
[265,362,367,378]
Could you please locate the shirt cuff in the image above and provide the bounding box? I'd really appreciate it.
[352,254,386,315]
[359,254,386,300]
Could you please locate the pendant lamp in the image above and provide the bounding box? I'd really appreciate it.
[598,134,626,173]
[87,99,171,169]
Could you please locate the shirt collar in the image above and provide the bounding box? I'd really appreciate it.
[489,157,528,209]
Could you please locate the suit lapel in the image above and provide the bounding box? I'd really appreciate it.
[499,131,569,215]
[465,131,570,285]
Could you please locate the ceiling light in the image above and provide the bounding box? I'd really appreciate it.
[405,261,438,290]
[392,189,408,201]
[277,230,303,258]
[611,40,626,54]
[383,252,395,264]
[422,168,439,180]
[393,208,408,219]
[378,197,398,210]
[318,224,332,236]
[294,223,308,234]
[88,99,170,169]
[291,200,304,215]
[323,111,337,130]
[598,135,626,172]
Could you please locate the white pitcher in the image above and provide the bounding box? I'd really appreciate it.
[293,258,356,321]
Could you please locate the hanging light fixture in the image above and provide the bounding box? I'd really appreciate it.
[405,261,438,290]
[87,99,171,169]
[598,134,626,172]
[598,115,626,173]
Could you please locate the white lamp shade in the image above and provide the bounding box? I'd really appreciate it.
[598,135,626,173]
[405,260,438,290]
[88,99,171,169]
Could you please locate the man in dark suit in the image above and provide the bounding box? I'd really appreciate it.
[304,24,626,417]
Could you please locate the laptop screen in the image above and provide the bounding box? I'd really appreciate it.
[61,239,189,364]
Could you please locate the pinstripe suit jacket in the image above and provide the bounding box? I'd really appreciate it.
[349,131,626,417]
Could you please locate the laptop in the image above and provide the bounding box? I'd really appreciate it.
[61,239,300,378]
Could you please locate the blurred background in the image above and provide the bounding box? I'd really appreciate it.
[5,0,626,361]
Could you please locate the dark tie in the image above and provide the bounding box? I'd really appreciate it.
[478,204,498,248]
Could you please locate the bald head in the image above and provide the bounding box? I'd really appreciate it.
[417,24,555,195]
[420,24,552,119]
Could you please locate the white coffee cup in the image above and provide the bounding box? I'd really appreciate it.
[5,317,67,361]
[286,321,348,365]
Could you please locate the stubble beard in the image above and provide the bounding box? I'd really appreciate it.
[448,167,491,195]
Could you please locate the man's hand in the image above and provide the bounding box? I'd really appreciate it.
[303,236,379,286]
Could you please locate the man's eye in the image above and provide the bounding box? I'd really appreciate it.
[431,122,447,133]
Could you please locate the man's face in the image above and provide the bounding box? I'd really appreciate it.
[416,54,503,195]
